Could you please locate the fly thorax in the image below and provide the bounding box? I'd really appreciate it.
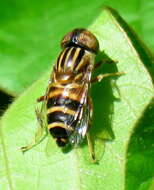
[54,71,75,84]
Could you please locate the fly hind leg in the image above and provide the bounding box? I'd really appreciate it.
[86,132,97,163]
[21,129,48,153]
[86,96,97,163]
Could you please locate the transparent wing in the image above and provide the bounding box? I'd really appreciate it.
[35,96,48,137]
[69,101,90,146]
[21,87,49,153]
[34,84,52,139]
[60,81,91,146]
[59,64,93,145]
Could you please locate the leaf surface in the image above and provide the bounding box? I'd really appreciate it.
[0,7,154,190]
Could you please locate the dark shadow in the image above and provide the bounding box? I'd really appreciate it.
[62,137,89,154]
[125,97,154,189]
[61,143,72,154]
[91,51,122,141]
[0,90,13,116]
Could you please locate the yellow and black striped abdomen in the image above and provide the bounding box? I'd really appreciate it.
[46,85,83,147]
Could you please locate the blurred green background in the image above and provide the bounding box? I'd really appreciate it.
[0,0,154,109]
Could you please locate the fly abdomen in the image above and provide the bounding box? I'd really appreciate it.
[47,96,81,111]
[47,105,78,147]
[47,110,75,126]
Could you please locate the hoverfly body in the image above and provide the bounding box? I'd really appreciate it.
[21,28,123,162]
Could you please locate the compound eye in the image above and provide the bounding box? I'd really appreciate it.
[61,29,99,53]
[77,30,99,53]
[61,31,73,48]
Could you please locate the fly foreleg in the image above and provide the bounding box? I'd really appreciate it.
[91,72,124,83]
[94,58,118,70]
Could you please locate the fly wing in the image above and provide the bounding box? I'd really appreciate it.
[61,82,91,146]
[69,101,91,146]
[35,86,50,131]
[21,87,49,153]
[61,64,93,145]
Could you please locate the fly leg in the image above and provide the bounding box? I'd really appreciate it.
[86,96,97,163]
[37,95,46,102]
[93,57,125,83]
[94,58,118,70]
[21,107,48,153]
[86,132,97,163]
[21,99,48,153]
[37,85,49,102]
[88,96,93,119]
[91,72,124,83]
[21,130,48,153]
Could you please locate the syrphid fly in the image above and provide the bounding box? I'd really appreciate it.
[21,28,123,162]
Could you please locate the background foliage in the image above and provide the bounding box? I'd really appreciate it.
[0,0,154,95]
[0,1,154,190]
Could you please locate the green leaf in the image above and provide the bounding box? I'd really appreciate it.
[125,98,154,190]
[0,0,103,96]
[0,7,154,190]
[103,0,154,51]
